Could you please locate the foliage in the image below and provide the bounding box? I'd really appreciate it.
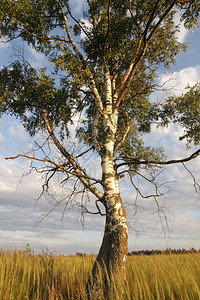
[0,61,77,139]
[162,84,200,146]
[0,0,199,154]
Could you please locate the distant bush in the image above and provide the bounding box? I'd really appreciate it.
[76,252,87,256]
[128,247,200,256]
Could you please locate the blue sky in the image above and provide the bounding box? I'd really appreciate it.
[0,2,200,254]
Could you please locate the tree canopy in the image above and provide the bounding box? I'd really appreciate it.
[0,1,199,149]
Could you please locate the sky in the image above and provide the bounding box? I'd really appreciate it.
[0,2,200,255]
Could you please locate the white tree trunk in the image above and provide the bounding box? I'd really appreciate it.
[89,107,128,295]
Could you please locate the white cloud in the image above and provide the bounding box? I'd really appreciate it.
[174,13,189,43]
[7,122,29,141]
[28,46,47,68]
[159,65,200,97]
[0,37,8,52]
[29,46,45,62]
[172,215,200,239]
[80,18,92,38]
[69,0,86,14]
[138,119,200,249]
[0,181,15,193]
[145,122,192,159]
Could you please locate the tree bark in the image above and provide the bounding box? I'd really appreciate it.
[93,197,128,277]
[87,81,128,296]
[87,126,128,297]
[87,195,128,298]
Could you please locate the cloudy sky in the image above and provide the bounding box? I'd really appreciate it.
[0,1,200,255]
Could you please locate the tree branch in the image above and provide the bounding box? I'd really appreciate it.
[62,0,94,44]
[128,171,164,199]
[31,110,105,201]
[116,148,200,169]
[81,200,106,216]
[114,0,178,108]
[57,0,104,113]
[102,0,112,54]
[75,146,94,159]
[86,0,103,53]
[182,162,200,192]
[113,36,143,107]
[146,0,177,43]
[56,0,85,62]
[92,111,102,154]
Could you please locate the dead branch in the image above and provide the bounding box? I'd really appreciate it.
[116,148,200,169]
[81,202,106,216]
[182,162,200,193]
[75,146,94,159]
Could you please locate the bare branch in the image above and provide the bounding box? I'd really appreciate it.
[5,154,50,164]
[182,162,200,193]
[116,148,200,169]
[81,201,106,216]
[152,195,172,238]
[128,170,164,200]
[143,0,161,41]
[14,24,69,44]
[6,152,101,184]
[75,146,94,159]
[38,197,66,224]
[95,199,106,216]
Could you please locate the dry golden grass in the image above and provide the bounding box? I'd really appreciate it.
[0,248,200,299]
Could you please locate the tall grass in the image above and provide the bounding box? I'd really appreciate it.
[125,253,200,300]
[0,249,200,299]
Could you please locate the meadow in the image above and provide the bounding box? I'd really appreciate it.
[0,248,200,299]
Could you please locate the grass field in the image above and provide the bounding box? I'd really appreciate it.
[0,249,200,299]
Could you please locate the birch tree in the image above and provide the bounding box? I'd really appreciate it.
[0,0,200,292]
